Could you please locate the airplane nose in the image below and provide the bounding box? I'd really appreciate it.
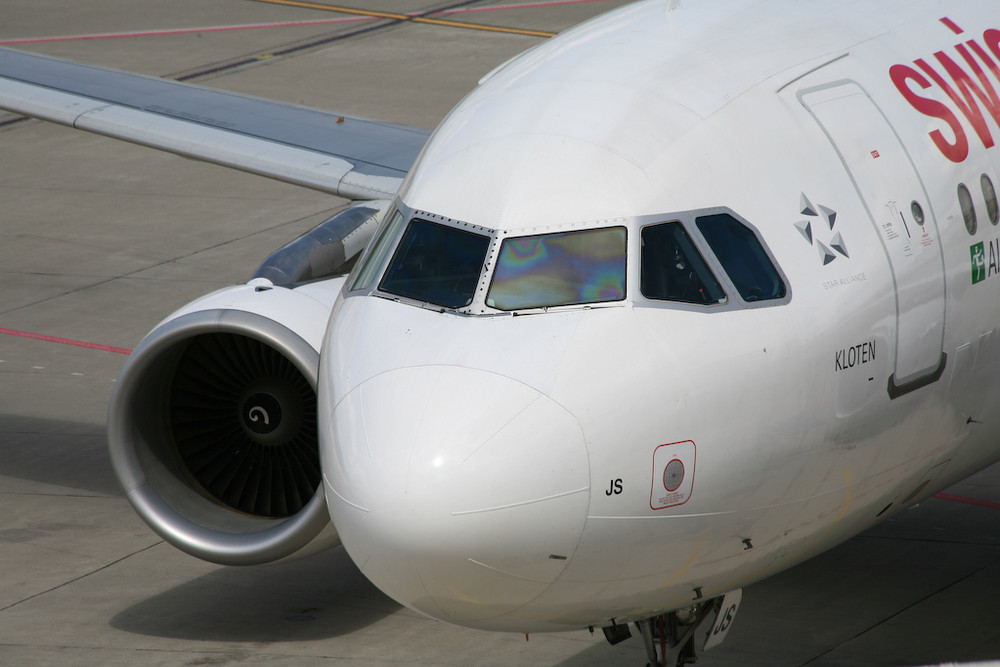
[322,365,590,628]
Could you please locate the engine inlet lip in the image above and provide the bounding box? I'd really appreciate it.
[107,307,330,565]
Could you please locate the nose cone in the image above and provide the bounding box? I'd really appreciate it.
[322,365,589,629]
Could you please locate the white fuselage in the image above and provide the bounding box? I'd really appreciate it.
[319,0,1000,632]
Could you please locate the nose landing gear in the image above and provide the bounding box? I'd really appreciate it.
[602,589,742,667]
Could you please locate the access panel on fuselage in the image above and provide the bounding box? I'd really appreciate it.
[800,81,946,396]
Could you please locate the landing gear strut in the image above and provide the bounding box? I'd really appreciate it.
[601,589,742,667]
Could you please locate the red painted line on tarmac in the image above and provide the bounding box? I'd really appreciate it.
[0,327,131,355]
[933,492,1000,510]
[0,0,613,45]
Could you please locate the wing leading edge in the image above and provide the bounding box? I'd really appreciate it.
[0,47,430,199]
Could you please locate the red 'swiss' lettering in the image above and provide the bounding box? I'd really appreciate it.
[985,28,1000,63]
[892,18,1000,162]
[941,17,964,35]
[891,63,968,161]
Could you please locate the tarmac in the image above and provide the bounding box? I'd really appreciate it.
[1,1,999,665]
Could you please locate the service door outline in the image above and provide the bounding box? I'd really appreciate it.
[800,80,947,397]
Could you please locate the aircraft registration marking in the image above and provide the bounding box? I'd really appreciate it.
[650,441,696,510]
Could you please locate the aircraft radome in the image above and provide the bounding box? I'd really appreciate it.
[3,0,1000,664]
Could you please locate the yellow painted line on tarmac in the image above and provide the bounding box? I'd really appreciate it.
[250,0,558,38]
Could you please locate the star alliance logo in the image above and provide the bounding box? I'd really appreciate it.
[794,193,849,265]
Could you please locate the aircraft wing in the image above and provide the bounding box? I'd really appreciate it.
[0,47,430,200]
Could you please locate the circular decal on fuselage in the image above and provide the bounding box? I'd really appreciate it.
[663,458,685,491]
[651,440,696,510]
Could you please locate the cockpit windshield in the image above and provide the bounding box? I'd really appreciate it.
[696,213,786,302]
[486,227,627,311]
[640,222,727,305]
[379,218,491,309]
[352,205,786,314]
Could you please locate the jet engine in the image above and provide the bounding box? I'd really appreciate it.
[106,201,387,565]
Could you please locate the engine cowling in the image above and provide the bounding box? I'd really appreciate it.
[107,280,344,565]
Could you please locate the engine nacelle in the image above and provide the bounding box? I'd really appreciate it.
[107,279,345,565]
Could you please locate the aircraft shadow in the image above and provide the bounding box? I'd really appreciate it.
[110,546,401,642]
[2,416,403,642]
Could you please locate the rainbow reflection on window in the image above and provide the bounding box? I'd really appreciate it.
[487,227,626,310]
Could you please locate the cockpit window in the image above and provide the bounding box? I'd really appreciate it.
[486,227,626,311]
[379,218,490,309]
[350,208,405,292]
[696,214,786,302]
[641,222,727,305]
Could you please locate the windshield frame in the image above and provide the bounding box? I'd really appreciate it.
[346,204,500,314]
[631,207,791,312]
[486,225,628,312]
[344,202,789,315]
[378,217,493,310]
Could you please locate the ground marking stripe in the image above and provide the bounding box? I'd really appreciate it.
[250,0,558,37]
[0,1,614,45]
[0,327,131,355]
[933,492,1000,510]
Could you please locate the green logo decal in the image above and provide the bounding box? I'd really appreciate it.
[972,242,986,284]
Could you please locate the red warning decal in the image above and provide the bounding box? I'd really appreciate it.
[651,440,696,510]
